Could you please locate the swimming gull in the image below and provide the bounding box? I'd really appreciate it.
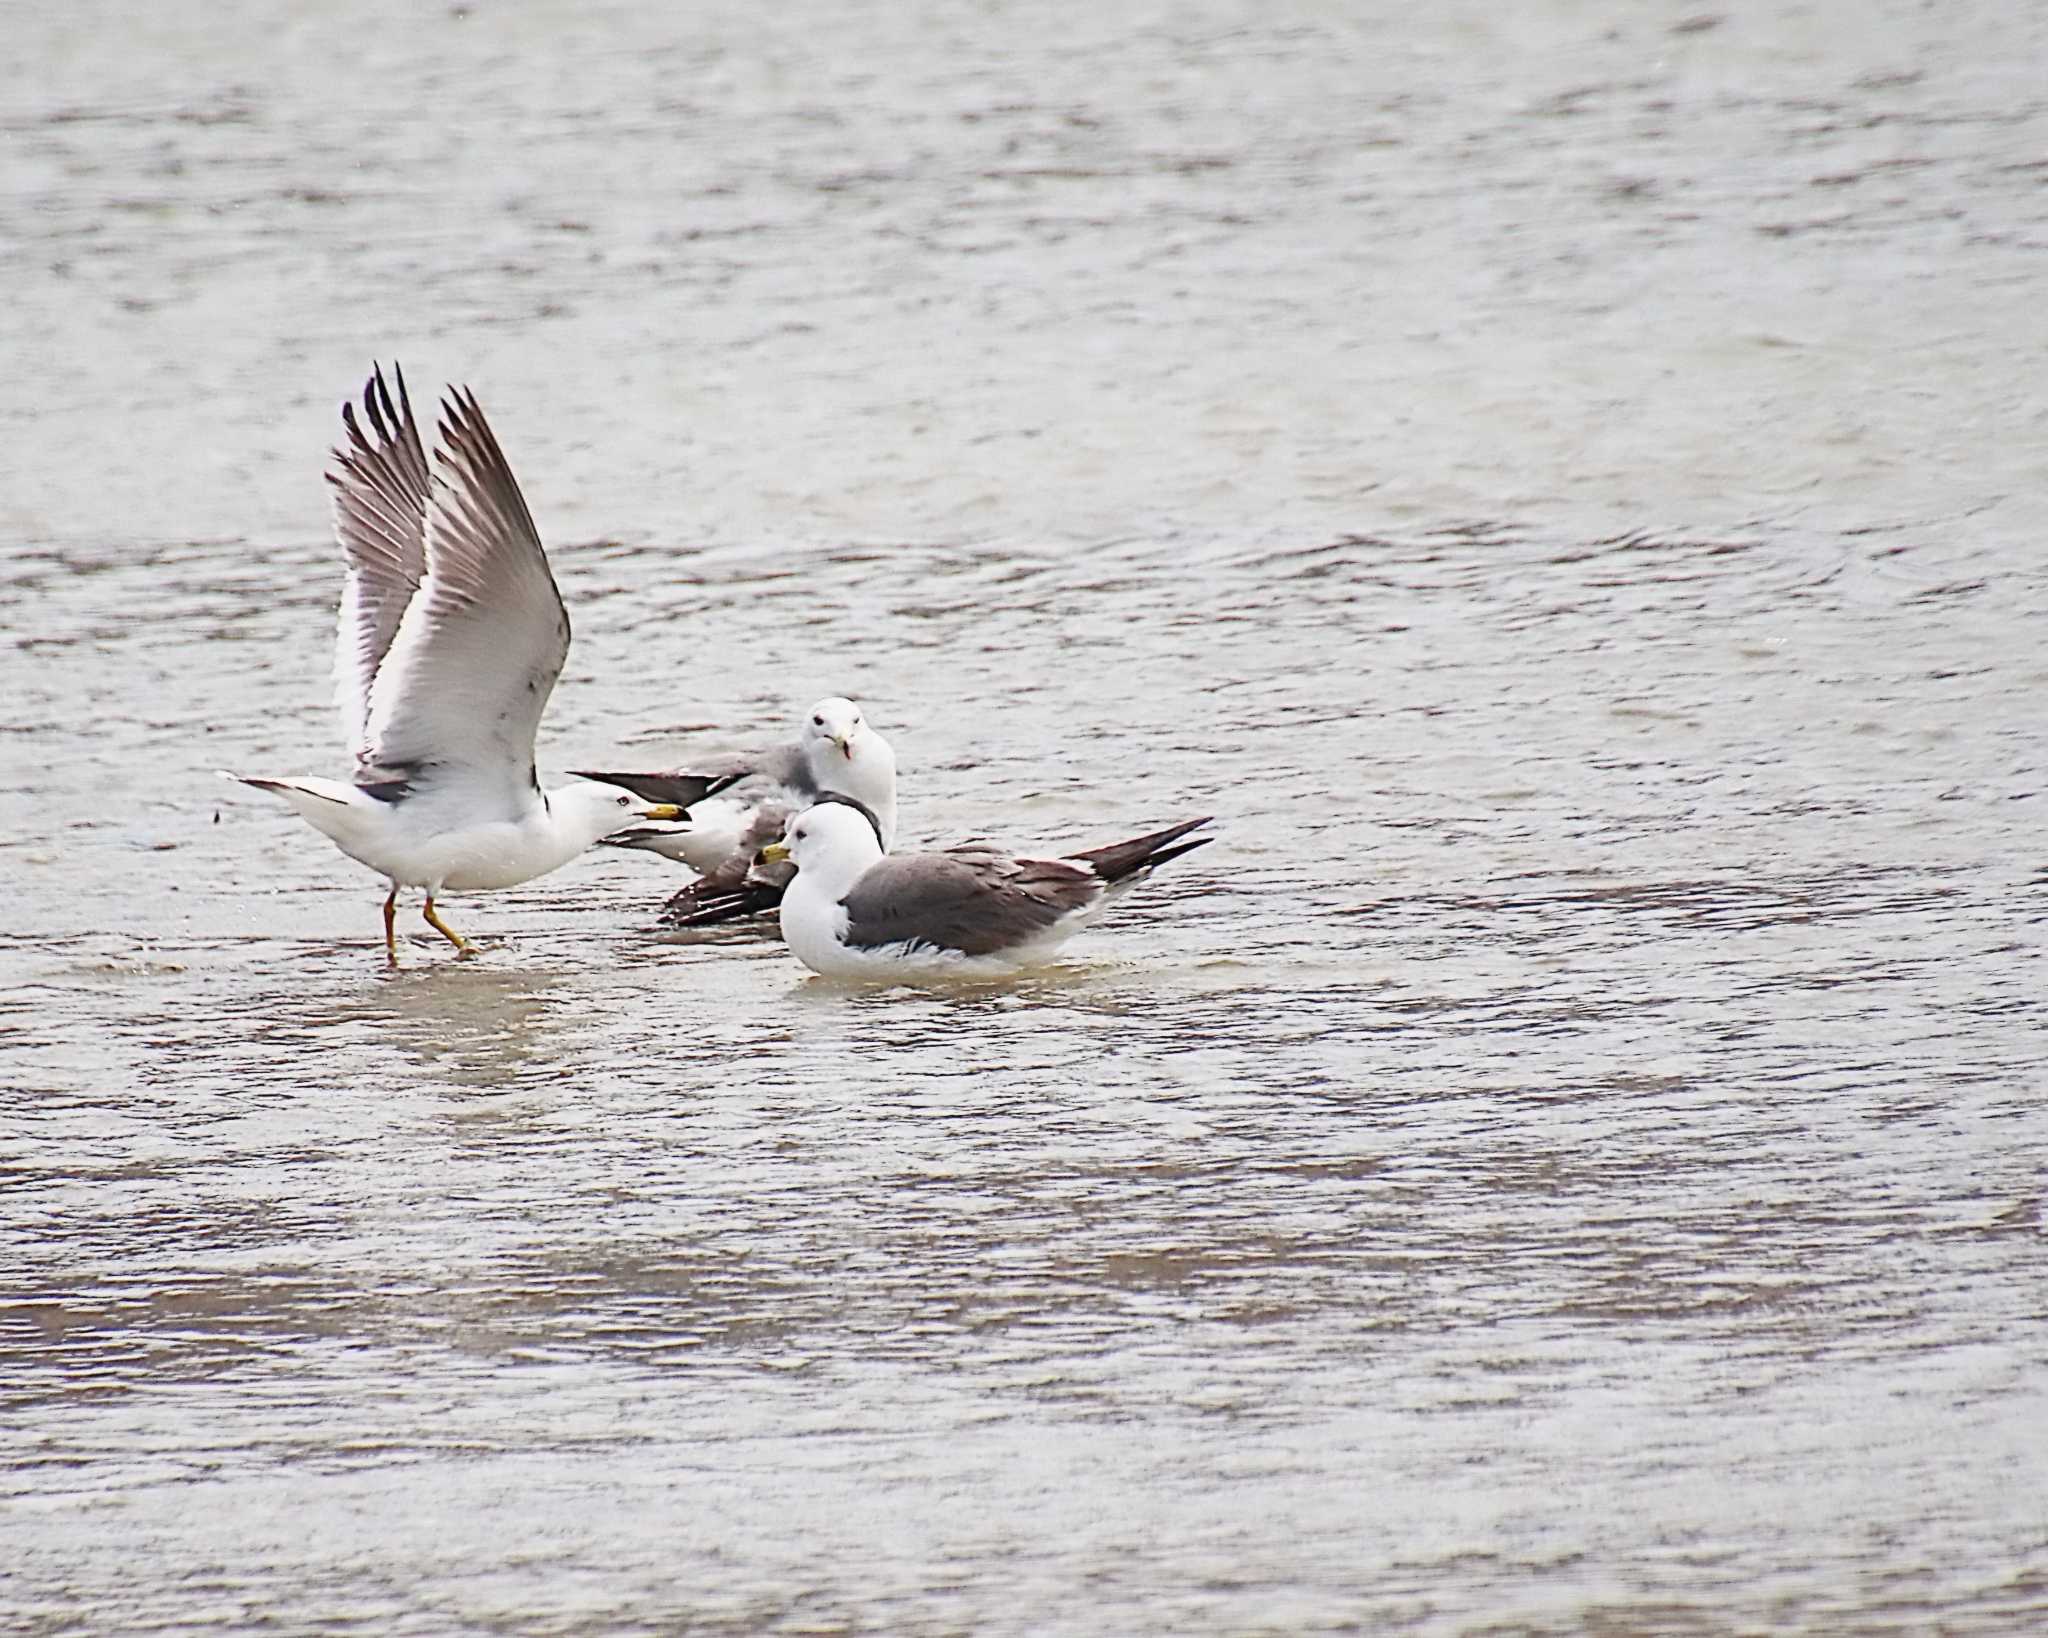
[759,799,1212,978]
[222,365,685,962]
[576,696,897,926]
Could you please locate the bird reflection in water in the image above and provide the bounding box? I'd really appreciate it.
[340,963,572,1093]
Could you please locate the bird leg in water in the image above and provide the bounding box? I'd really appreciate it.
[382,887,399,965]
[422,896,479,958]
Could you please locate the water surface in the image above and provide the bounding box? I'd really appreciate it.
[3,2,2045,1632]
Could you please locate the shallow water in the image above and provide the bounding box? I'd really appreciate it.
[4,2,2046,1633]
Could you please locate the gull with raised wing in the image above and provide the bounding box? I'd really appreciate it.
[759,799,1212,979]
[576,696,898,926]
[222,366,684,962]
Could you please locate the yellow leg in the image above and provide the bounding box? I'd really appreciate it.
[382,888,399,966]
[422,895,479,959]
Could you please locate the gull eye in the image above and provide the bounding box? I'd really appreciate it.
[812,714,825,727]
[618,795,630,806]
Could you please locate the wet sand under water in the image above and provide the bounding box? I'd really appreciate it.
[3,1,2046,1632]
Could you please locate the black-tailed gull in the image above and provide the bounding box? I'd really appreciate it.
[576,697,897,925]
[759,799,1212,978]
[221,365,685,962]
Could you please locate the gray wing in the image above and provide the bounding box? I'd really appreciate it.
[568,765,750,809]
[758,741,812,796]
[328,364,429,758]
[838,846,1103,956]
[576,740,802,812]
[357,387,570,807]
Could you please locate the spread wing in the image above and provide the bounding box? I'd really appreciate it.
[838,846,1104,956]
[356,386,570,810]
[328,364,429,758]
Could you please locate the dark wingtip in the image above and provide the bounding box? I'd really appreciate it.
[1139,835,1214,872]
[366,363,394,441]
[659,882,785,928]
[573,769,743,809]
[435,382,506,487]
[442,383,484,435]
[1069,816,1216,883]
[333,360,415,469]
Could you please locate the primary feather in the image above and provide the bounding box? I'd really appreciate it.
[356,387,570,818]
[328,363,429,762]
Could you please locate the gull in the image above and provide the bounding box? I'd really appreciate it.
[222,365,684,963]
[575,697,897,925]
[759,799,1213,978]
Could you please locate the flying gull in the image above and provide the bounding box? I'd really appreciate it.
[222,365,684,962]
[759,799,1212,978]
[576,697,897,925]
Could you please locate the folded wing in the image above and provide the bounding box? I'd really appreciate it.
[839,847,1103,956]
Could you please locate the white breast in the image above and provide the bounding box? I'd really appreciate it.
[670,796,752,875]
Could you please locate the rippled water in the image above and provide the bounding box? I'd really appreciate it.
[5,2,2046,1632]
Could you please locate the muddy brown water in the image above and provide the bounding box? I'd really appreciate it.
[3,2,2045,1632]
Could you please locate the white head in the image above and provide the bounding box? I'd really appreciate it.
[761,799,887,893]
[797,697,897,849]
[550,780,686,848]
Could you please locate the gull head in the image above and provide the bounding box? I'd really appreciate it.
[798,697,897,846]
[801,696,873,763]
[760,798,886,884]
[554,780,688,847]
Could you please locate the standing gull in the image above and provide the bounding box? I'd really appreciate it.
[222,365,684,962]
[575,697,897,925]
[759,799,1213,978]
